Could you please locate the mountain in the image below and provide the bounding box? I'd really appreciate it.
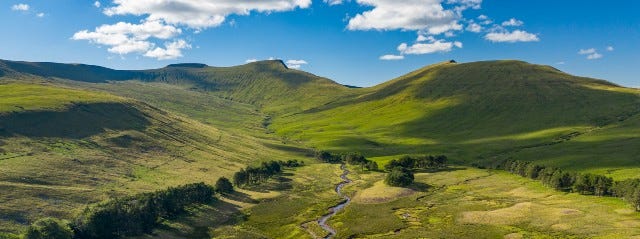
[1,58,639,237]
[272,60,640,175]
[0,59,352,113]
[0,81,309,232]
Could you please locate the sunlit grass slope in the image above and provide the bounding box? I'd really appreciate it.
[272,60,640,168]
[0,82,310,234]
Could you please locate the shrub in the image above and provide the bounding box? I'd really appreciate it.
[215,177,234,194]
[25,218,73,239]
[385,167,414,187]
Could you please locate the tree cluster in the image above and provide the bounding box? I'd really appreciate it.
[232,160,302,187]
[486,160,640,211]
[73,182,215,239]
[20,159,306,239]
[384,167,414,187]
[498,160,613,196]
[384,155,447,171]
[315,151,378,171]
[383,155,448,187]
[342,152,378,171]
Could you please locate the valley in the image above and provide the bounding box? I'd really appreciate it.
[0,59,639,238]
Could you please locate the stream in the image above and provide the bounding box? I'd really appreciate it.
[317,164,352,239]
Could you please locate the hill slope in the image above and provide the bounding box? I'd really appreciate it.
[0,59,353,114]
[0,81,310,234]
[272,60,640,177]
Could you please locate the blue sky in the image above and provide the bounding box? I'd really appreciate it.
[1,0,638,87]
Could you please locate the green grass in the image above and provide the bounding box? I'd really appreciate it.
[330,167,640,238]
[271,60,640,172]
[0,83,123,113]
[2,59,640,238]
[0,81,313,234]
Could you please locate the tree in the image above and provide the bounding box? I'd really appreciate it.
[365,161,378,171]
[233,169,248,187]
[25,218,73,239]
[385,167,414,187]
[215,177,234,194]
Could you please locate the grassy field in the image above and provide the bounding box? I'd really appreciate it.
[1,59,640,238]
[0,81,312,235]
[271,60,640,176]
[329,167,640,238]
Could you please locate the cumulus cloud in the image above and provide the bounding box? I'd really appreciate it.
[446,0,482,12]
[286,59,308,69]
[103,0,311,29]
[466,22,482,32]
[76,0,312,59]
[398,39,462,55]
[245,59,258,63]
[72,20,184,57]
[379,54,404,60]
[501,18,523,27]
[324,0,344,5]
[144,40,191,60]
[36,12,45,18]
[578,48,603,60]
[578,48,596,55]
[586,53,602,60]
[606,46,614,51]
[346,0,465,35]
[485,30,539,43]
[11,3,29,11]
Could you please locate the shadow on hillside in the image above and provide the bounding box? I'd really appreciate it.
[149,199,246,239]
[409,182,431,192]
[0,102,151,139]
[262,142,314,157]
[223,191,258,204]
[241,176,293,193]
[413,167,467,174]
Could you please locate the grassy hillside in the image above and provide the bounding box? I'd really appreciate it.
[0,59,353,114]
[0,82,311,234]
[271,60,640,176]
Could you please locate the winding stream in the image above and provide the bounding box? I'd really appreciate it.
[318,164,352,238]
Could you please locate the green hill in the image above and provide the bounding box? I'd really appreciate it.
[0,82,310,234]
[2,59,640,237]
[0,59,352,114]
[271,60,640,177]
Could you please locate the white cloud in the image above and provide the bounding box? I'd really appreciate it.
[417,35,436,42]
[324,0,344,5]
[477,14,488,20]
[11,4,29,11]
[586,53,603,60]
[446,0,482,12]
[245,59,258,63]
[72,20,184,58]
[556,61,565,65]
[286,59,308,69]
[485,30,539,43]
[346,0,468,35]
[398,39,462,55]
[379,54,404,60]
[606,46,614,51]
[501,18,523,27]
[578,48,603,60]
[144,40,191,60]
[578,48,596,55]
[36,12,45,18]
[104,0,311,29]
[466,22,482,32]
[94,1,101,8]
